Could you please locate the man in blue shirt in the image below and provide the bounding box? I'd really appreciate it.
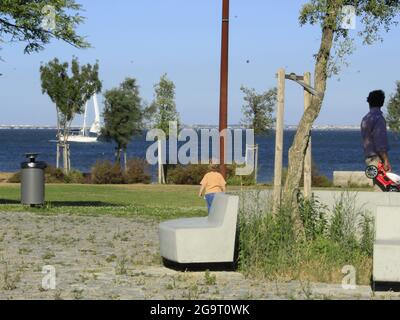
[361,90,391,173]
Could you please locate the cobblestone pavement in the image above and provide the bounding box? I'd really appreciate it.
[0,212,399,300]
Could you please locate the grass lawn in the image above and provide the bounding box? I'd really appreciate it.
[0,184,218,220]
[0,183,373,221]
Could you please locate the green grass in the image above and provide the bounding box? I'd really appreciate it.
[0,184,213,220]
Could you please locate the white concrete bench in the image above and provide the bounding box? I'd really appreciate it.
[159,193,239,264]
[373,206,400,285]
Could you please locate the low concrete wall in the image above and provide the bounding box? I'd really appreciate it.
[237,189,400,220]
[333,171,373,188]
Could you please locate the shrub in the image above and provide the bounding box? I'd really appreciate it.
[8,171,21,183]
[225,164,256,186]
[298,193,328,241]
[167,163,255,185]
[91,160,124,184]
[9,166,86,184]
[45,165,65,183]
[63,170,85,184]
[167,164,210,185]
[124,158,151,184]
[239,191,373,284]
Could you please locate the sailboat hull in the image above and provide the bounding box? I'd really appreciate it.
[60,135,98,143]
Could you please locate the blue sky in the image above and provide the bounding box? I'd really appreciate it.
[0,0,399,126]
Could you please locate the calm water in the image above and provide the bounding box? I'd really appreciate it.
[1,129,400,183]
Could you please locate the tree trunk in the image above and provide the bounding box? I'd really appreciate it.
[157,139,166,184]
[124,149,127,173]
[62,143,68,174]
[282,8,337,232]
[116,147,121,166]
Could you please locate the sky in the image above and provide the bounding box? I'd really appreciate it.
[0,0,400,126]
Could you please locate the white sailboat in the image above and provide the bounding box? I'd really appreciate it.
[62,94,102,143]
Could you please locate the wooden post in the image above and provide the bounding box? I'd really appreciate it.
[303,72,312,199]
[273,68,285,209]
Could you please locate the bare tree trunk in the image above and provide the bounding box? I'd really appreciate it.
[157,139,166,184]
[282,7,337,232]
[62,123,69,174]
[116,147,121,166]
[124,149,127,173]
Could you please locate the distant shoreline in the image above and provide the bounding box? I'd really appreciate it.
[0,125,363,131]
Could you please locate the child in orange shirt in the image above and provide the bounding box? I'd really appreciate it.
[199,164,226,213]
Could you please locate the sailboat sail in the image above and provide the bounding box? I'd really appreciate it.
[58,94,102,143]
[90,94,101,134]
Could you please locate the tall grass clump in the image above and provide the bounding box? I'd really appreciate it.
[238,191,374,284]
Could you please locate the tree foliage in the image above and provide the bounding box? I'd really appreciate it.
[40,57,101,130]
[102,78,145,164]
[387,81,400,133]
[282,0,400,231]
[300,0,400,76]
[40,57,101,171]
[0,0,89,56]
[150,73,180,136]
[240,86,276,135]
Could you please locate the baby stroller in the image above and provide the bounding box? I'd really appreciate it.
[365,161,400,192]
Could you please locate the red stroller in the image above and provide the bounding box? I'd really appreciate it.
[365,161,400,192]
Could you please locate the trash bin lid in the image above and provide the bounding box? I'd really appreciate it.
[21,161,47,169]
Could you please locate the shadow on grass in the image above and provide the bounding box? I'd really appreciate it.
[0,199,20,205]
[48,201,120,207]
[0,199,120,207]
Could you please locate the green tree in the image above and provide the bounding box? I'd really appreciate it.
[387,81,400,133]
[40,57,101,173]
[0,0,88,58]
[102,78,145,171]
[150,73,180,183]
[282,1,400,232]
[240,86,276,135]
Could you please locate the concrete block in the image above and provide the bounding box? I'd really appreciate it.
[373,206,400,283]
[159,193,239,264]
[333,171,373,188]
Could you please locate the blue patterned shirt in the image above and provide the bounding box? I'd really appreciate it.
[361,107,390,158]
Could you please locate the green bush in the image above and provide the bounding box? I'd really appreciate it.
[63,170,85,184]
[167,164,210,185]
[91,160,124,184]
[8,166,86,184]
[279,161,333,188]
[124,158,151,184]
[238,192,374,284]
[8,171,21,183]
[45,165,65,183]
[167,163,256,185]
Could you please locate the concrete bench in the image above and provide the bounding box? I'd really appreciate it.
[159,193,239,264]
[373,206,400,287]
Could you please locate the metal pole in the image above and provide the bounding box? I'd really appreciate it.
[219,0,229,179]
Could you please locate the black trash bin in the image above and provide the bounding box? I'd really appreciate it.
[21,153,47,207]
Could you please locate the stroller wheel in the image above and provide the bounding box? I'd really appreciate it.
[388,186,399,192]
[365,165,378,179]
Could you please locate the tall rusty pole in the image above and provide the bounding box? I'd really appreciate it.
[219,0,229,178]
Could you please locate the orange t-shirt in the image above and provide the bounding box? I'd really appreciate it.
[200,172,226,194]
